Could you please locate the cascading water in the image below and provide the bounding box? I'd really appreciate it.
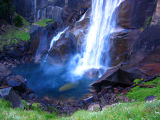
[12,0,124,98]
[73,0,124,76]
[49,27,69,51]
[43,27,69,62]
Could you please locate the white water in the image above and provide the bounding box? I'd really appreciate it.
[49,27,69,51]
[77,12,87,23]
[73,0,124,76]
[42,27,69,62]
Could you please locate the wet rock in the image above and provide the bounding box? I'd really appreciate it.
[118,0,156,28]
[30,22,57,62]
[91,67,133,93]
[8,90,24,109]
[145,96,157,101]
[0,63,11,78]
[124,26,160,78]
[48,32,77,64]
[151,0,160,25]
[88,103,101,112]
[62,0,91,24]
[7,75,27,93]
[110,29,140,66]
[85,68,100,79]
[0,87,12,98]
[83,96,94,104]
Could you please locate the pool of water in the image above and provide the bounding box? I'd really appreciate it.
[12,62,97,99]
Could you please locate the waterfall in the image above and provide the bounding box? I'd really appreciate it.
[49,27,69,51]
[77,12,87,23]
[73,0,124,75]
[43,27,69,62]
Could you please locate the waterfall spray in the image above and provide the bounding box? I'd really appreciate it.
[73,0,124,76]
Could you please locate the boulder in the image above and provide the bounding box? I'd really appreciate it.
[0,87,24,109]
[0,87,12,98]
[84,68,100,79]
[6,75,27,93]
[91,67,133,93]
[48,32,77,64]
[0,63,11,78]
[88,103,101,112]
[8,90,24,109]
[145,95,157,101]
[30,22,57,62]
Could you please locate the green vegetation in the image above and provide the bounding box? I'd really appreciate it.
[1,98,160,120]
[61,101,160,120]
[14,15,23,27]
[0,15,30,50]
[34,19,55,27]
[0,27,30,50]
[0,99,56,120]
[146,16,152,27]
[1,77,160,120]
[126,77,160,101]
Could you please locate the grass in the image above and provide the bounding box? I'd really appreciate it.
[0,99,56,120]
[0,27,30,50]
[34,19,55,27]
[126,77,160,101]
[1,98,160,120]
[0,77,160,120]
[59,101,160,120]
[0,15,31,50]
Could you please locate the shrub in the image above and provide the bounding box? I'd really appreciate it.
[14,15,23,27]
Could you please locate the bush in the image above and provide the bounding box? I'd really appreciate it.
[14,15,23,27]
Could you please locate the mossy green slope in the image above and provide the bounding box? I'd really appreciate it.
[126,77,160,101]
[34,19,55,27]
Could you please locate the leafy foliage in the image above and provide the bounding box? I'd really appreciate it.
[14,15,23,27]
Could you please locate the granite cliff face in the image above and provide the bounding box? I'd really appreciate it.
[13,0,91,24]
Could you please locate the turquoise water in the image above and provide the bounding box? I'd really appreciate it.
[12,62,96,99]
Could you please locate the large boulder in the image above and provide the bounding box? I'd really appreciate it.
[0,63,11,78]
[91,67,133,93]
[30,22,57,62]
[118,0,157,28]
[48,32,77,64]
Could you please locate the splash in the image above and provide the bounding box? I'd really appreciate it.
[73,0,124,76]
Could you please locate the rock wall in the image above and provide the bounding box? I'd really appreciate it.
[13,0,65,23]
[110,0,157,66]
[13,0,91,24]
[118,0,157,28]
[110,0,160,78]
